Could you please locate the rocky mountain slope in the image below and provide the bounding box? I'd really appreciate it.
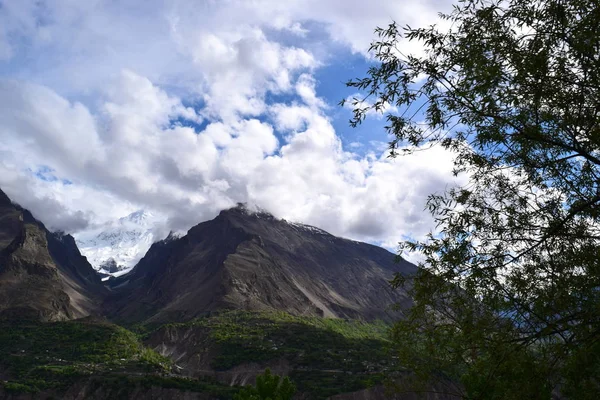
[0,189,105,321]
[106,204,416,324]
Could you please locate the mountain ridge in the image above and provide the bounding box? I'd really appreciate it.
[0,188,105,321]
[106,204,416,324]
[0,189,415,324]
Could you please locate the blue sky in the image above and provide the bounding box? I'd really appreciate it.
[0,0,462,256]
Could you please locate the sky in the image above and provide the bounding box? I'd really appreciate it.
[0,0,463,253]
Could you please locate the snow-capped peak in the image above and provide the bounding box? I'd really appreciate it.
[74,210,167,277]
[120,210,154,225]
[289,221,330,235]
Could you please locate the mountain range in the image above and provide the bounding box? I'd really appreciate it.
[0,188,415,323]
[0,188,452,400]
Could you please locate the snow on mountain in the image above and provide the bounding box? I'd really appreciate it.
[74,210,167,276]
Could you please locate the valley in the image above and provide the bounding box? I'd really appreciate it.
[0,188,444,400]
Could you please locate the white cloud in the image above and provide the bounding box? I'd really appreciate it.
[0,0,461,252]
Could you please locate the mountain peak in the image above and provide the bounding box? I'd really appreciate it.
[217,205,331,237]
[108,203,416,324]
[76,209,163,276]
[0,188,103,321]
[218,203,276,221]
[0,188,13,207]
[120,209,154,225]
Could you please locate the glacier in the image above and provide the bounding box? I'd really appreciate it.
[74,210,166,276]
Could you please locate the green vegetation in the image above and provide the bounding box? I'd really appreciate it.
[2,381,39,394]
[234,368,296,400]
[0,318,169,376]
[0,319,233,397]
[0,313,396,399]
[88,375,239,399]
[165,311,395,398]
[289,370,387,399]
[0,374,238,399]
[169,311,390,369]
[346,0,600,397]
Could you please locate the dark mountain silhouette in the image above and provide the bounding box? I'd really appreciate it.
[106,204,416,324]
[0,188,105,321]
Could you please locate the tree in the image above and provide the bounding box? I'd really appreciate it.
[344,0,600,398]
[233,368,296,400]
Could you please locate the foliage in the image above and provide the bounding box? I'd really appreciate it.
[170,311,390,371]
[0,313,394,399]
[167,311,394,398]
[0,319,171,394]
[2,320,127,360]
[94,375,239,399]
[289,370,386,399]
[234,368,296,400]
[345,0,600,398]
[0,318,239,398]
[2,381,39,394]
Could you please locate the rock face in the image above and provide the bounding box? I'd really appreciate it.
[0,189,105,321]
[107,205,416,324]
[98,258,126,274]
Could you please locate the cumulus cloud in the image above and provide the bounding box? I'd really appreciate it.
[0,72,463,246]
[0,162,129,232]
[0,0,462,251]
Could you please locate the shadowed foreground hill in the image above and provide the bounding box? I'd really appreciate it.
[106,205,416,324]
[0,189,105,321]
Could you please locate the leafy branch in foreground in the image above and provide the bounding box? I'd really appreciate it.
[346,0,600,398]
[234,368,296,400]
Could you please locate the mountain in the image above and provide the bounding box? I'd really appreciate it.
[0,188,105,321]
[106,204,416,324]
[0,191,458,400]
[75,210,165,276]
